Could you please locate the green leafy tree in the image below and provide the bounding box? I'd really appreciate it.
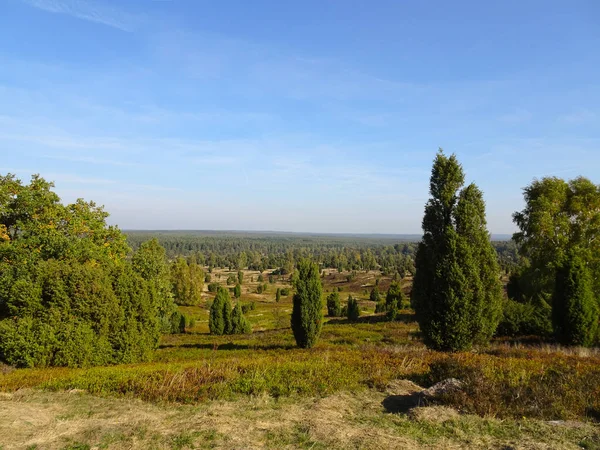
[513,176,600,299]
[291,259,323,348]
[0,174,166,367]
[131,238,181,334]
[326,291,341,317]
[552,252,599,346]
[230,303,252,334]
[234,283,242,299]
[275,288,281,302]
[346,295,360,321]
[237,270,244,285]
[412,151,502,351]
[171,257,204,306]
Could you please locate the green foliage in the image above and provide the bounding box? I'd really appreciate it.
[291,259,323,348]
[385,282,404,310]
[257,274,264,282]
[346,296,360,321]
[170,257,204,306]
[496,298,552,337]
[209,288,249,336]
[552,252,600,347]
[207,282,219,293]
[209,287,230,336]
[513,176,600,298]
[412,151,503,351]
[233,283,241,299]
[275,288,281,302]
[230,303,252,334]
[0,174,167,368]
[256,284,264,294]
[132,239,180,334]
[280,288,290,296]
[375,300,386,314]
[237,270,244,285]
[204,273,212,283]
[226,275,236,285]
[326,292,341,317]
[369,286,380,302]
[241,301,256,314]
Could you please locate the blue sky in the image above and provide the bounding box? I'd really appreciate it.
[1,0,599,233]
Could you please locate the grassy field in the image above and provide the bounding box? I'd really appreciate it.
[1,269,599,449]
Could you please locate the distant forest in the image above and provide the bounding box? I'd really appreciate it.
[125,230,519,276]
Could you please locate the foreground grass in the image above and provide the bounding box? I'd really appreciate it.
[1,388,598,449]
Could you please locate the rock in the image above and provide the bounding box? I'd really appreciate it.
[421,378,464,398]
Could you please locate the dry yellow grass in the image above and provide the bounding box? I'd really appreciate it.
[1,388,598,449]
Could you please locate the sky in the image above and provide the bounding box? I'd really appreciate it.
[1,0,599,234]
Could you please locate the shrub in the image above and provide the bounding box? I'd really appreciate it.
[230,303,252,334]
[496,298,552,337]
[207,282,220,293]
[280,288,290,296]
[275,288,281,302]
[209,287,232,335]
[233,283,241,299]
[375,300,387,313]
[369,286,380,303]
[553,252,600,347]
[326,292,341,317]
[347,296,360,321]
[291,259,323,348]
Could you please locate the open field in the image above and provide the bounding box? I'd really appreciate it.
[1,269,599,449]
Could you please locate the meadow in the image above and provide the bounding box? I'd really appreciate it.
[1,268,599,449]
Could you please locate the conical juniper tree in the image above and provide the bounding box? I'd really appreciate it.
[552,251,599,347]
[412,150,502,351]
[209,286,232,335]
[291,259,323,348]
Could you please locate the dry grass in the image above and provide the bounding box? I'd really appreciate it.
[1,389,598,450]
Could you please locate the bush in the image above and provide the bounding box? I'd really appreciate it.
[425,355,600,421]
[326,292,341,317]
[209,287,232,335]
[553,252,600,347]
[207,282,220,293]
[496,298,552,337]
[375,300,387,314]
[230,303,252,334]
[347,296,360,321]
[291,259,323,348]
[369,287,380,303]
[280,288,290,296]
[241,301,256,314]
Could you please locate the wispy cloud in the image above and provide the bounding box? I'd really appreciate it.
[19,0,139,31]
[559,109,598,124]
